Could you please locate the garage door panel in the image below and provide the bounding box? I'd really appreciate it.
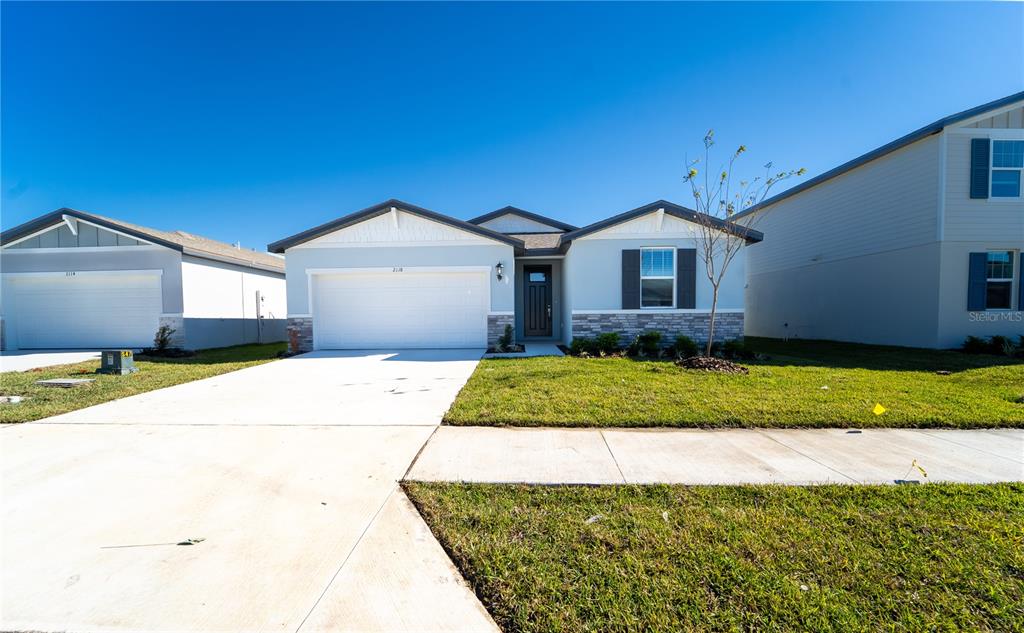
[314,270,488,349]
[9,273,162,349]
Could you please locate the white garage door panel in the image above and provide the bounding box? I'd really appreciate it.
[10,273,162,349]
[315,271,488,349]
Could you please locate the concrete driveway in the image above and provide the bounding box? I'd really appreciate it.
[1,349,498,633]
[0,350,101,373]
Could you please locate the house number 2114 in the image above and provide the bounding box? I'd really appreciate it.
[392,267,404,273]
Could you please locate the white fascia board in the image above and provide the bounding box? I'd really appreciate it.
[62,214,78,235]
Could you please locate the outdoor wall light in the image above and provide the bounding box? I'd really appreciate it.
[495,262,505,281]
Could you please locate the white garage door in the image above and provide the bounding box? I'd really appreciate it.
[8,272,162,349]
[314,269,489,349]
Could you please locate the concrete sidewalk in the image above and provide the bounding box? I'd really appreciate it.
[407,427,1024,485]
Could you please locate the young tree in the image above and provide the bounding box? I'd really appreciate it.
[682,130,805,355]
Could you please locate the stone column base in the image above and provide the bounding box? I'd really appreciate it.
[487,314,515,347]
[158,315,186,349]
[287,317,314,353]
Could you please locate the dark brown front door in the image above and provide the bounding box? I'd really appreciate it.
[523,265,552,337]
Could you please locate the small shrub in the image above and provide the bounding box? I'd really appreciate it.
[963,335,1022,357]
[671,334,699,359]
[629,331,663,358]
[153,324,176,352]
[719,338,758,361]
[594,332,621,356]
[497,324,514,352]
[989,335,1014,357]
[962,336,990,355]
[569,337,597,357]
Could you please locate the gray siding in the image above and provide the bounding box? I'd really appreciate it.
[747,134,941,276]
[8,223,143,249]
[745,242,942,347]
[936,241,1024,348]
[943,133,1024,242]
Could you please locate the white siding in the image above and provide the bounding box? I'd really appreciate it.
[180,256,287,348]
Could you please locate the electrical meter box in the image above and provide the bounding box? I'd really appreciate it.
[98,350,138,375]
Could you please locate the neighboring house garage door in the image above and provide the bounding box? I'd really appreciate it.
[313,269,488,349]
[8,271,161,349]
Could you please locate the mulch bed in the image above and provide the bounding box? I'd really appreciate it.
[675,355,749,374]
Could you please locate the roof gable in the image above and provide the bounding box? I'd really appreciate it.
[562,201,763,244]
[468,206,577,233]
[268,200,525,253]
[1,208,284,273]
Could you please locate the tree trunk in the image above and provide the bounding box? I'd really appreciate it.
[705,287,719,356]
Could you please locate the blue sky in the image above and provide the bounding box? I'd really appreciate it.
[2,1,1022,250]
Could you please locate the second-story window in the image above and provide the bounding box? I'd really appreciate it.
[991,140,1024,198]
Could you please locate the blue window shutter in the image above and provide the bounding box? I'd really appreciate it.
[1019,255,1024,311]
[676,248,696,309]
[967,252,988,311]
[622,250,641,309]
[970,139,990,199]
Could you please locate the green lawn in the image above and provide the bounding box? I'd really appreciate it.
[405,482,1024,633]
[0,342,286,423]
[444,338,1024,427]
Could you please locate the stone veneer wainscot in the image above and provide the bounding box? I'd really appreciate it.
[487,314,515,347]
[571,311,744,343]
[287,317,314,354]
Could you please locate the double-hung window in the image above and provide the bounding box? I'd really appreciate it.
[991,140,1024,198]
[640,247,674,308]
[986,251,1015,310]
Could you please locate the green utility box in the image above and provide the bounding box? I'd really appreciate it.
[98,350,138,375]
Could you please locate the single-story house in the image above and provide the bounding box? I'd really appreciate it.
[268,199,760,351]
[739,91,1024,349]
[1,208,286,351]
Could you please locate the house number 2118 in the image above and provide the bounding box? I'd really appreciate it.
[392,267,403,273]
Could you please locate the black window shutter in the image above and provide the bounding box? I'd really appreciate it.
[677,248,696,309]
[622,250,641,309]
[970,138,990,199]
[967,252,988,311]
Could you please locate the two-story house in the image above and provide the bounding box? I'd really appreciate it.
[741,92,1024,349]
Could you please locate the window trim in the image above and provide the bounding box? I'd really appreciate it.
[639,246,676,309]
[985,250,1017,311]
[990,139,1024,199]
